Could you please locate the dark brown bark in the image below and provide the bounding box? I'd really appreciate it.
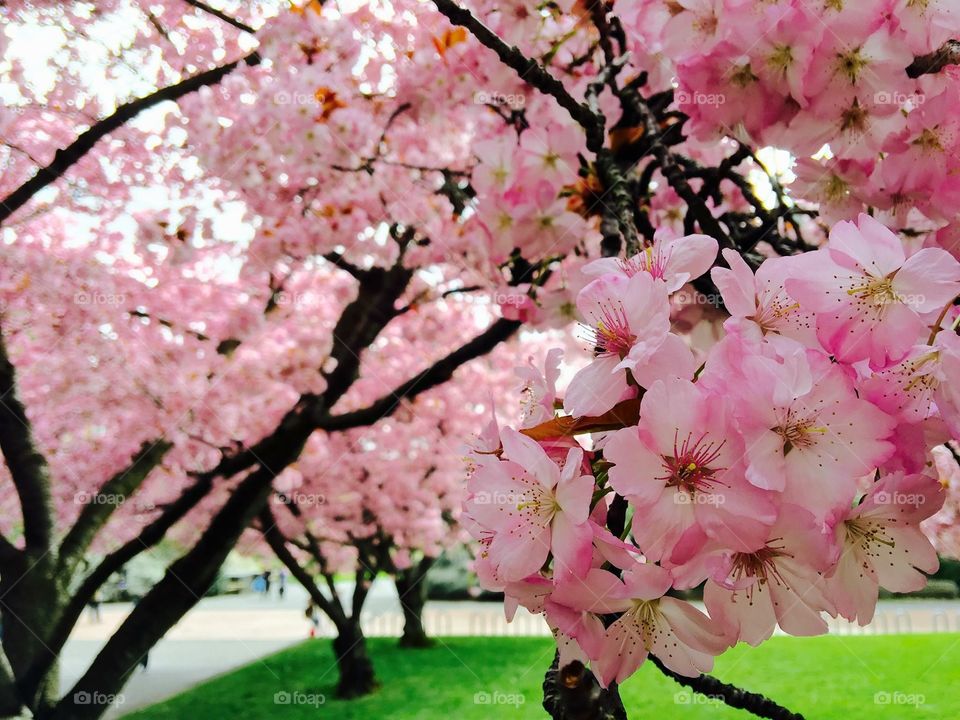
[182,0,256,33]
[396,558,434,648]
[332,623,377,699]
[906,39,960,78]
[0,648,23,717]
[0,551,65,715]
[45,465,281,720]
[316,316,521,431]
[0,331,54,550]
[0,53,260,226]
[542,654,626,720]
[260,507,379,698]
[650,656,805,720]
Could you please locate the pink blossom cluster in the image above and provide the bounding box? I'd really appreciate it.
[620,0,960,232]
[464,214,956,684]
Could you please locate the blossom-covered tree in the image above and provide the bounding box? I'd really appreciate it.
[0,1,587,717]
[247,348,519,696]
[3,1,960,719]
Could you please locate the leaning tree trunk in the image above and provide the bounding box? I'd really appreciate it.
[333,621,377,699]
[0,552,64,718]
[395,559,434,648]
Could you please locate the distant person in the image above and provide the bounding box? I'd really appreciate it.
[305,601,320,638]
[263,570,272,597]
[87,590,102,623]
[278,569,287,599]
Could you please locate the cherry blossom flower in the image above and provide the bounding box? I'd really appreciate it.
[785,213,960,369]
[582,230,718,292]
[465,429,594,582]
[563,272,694,417]
[604,377,776,562]
[825,472,944,624]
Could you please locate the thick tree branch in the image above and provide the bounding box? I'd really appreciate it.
[907,39,960,78]
[0,534,19,567]
[0,52,261,225]
[651,656,805,720]
[316,316,520,431]
[543,655,626,720]
[19,468,219,701]
[322,252,367,280]
[51,465,278,720]
[194,261,413,482]
[57,440,172,572]
[0,331,53,550]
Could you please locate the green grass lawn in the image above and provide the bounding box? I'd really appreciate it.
[126,634,960,719]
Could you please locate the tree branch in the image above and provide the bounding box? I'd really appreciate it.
[430,0,604,152]
[322,252,367,280]
[0,330,53,550]
[182,0,256,34]
[906,39,960,78]
[193,261,414,483]
[316,316,520,431]
[0,52,261,225]
[258,506,347,627]
[651,656,805,720]
[51,465,278,720]
[57,440,172,572]
[20,468,218,699]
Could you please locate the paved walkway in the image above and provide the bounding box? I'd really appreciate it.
[56,580,960,717]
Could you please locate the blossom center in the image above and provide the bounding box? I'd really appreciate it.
[845,518,896,552]
[516,484,560,524]
[847,274,898,306]
[774,409,828,452]
[658,431,727,493]
[629,599,663,648]
[585,303,636,357]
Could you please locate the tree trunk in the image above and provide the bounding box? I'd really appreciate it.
[0,552,64,717]
[542,653,627,720]
[333,623,377,699]
[45,464,284,720]
[0,648,26,719]
[395,559,433,648]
